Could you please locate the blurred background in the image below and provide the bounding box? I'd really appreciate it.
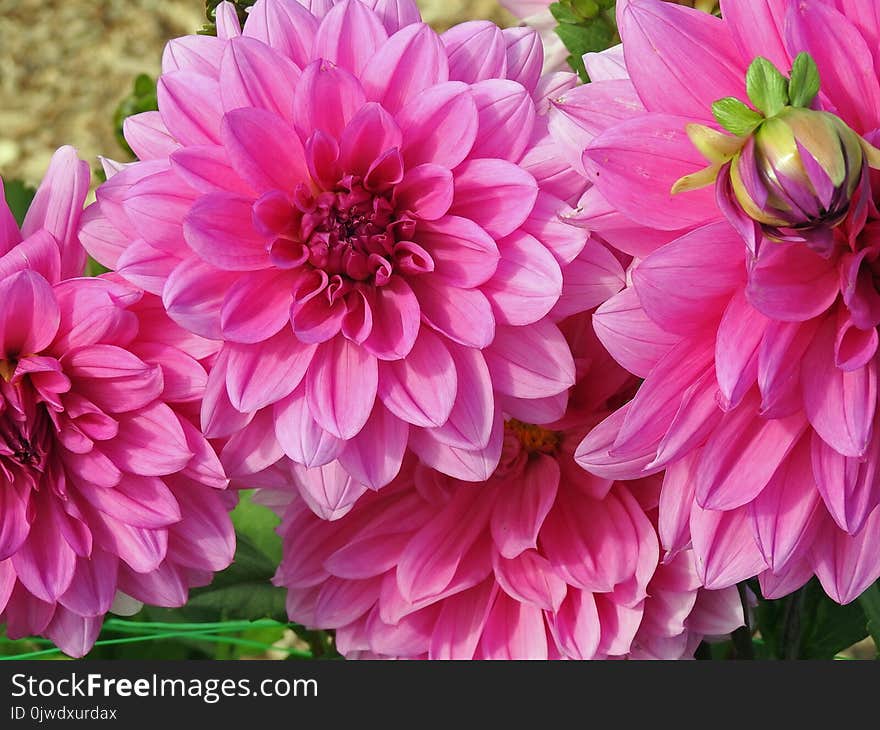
[0,0,515,187]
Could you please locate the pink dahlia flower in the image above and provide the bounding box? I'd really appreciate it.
[571,0,880,603]
[270,314,743,659]
[81,0,598,491]
[0,148,234,657]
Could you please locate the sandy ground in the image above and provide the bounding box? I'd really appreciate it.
[0,0,514,186]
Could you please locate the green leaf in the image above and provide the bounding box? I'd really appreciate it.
[755,579,868,659]
[232,490,283,563]
[858,582,880,657]
[746,56,790,117]
[113,74,158,158]
[553,14,618,82]
[185,534,288,622]
[3,179,36,226]
[788,52,821,108]
[712,97,764,137]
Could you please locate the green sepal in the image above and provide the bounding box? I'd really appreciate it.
[788,52,821,108]
[712,97,765,137]
[746,56,790,117]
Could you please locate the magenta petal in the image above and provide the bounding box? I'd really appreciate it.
[810,507,880,604]
[494,550,567,613]
[242,0,318,67]
[502,26,542,92]
[690,503,767,590]
[313,0,388,77]
[484,320,574,400]
[338,403,408,488]
[613,337,714,456]
[715,289,769,410]
[164,257,238,339]
[293,460,367,521]
[306,337,378,439]
[0,270,60,358]
[575,405,662,481]
[719,0,789,70]
[0,230,61,290]
[227,330,317,413]
[592,287,680,378]
[63,343,162,413]
[293,60,367,142]
[12,501,76,602]
[122,166,196,254]
[658,453,699,558]
[746,242,839,322]
[222,108,308,193]
[221,269,294,344]
[398,81,478,169]
[786,0,880,133]
[410,412,503,482]
[751,436,822,571]
[620,0,745,119]
[696,391,807,511]
[633,222,746,336]
[441,21,507,83]
[378,326,457,428]
[44,609,103,659]
[220,36,300,119]
[184,192,271,271]
[361,23,449,114]
[393,164,454,220]
[811,428,880,536]
[78,474,181,530]
[557,243,623,321]
[167,485,235,571]
[484,231,562,326]
[415,216,499,288]
[58,550,118,617]
[171,144,253,195]
[339,103,403,176]
[583,113,719,231]
[363,0,421,34]
[491,454,559,559]
[413,277,495,349]
[0,483,30,560]
[220,408,284,478]
[275,388,344,467]
[396,483,494,603]
[21,146,90,277]
[123,111,180,160]
[157,71,223,145]
[116,239,179,296]
[450,159,538,239]
[162,34,224,76]
[470,79,536,163]
[107,403,192,476]
[802,316,877,458]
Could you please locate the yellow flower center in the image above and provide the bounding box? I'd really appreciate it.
[507,419,562,455]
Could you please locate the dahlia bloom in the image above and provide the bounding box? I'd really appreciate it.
[271,314,743,659]
[0,148,234,657]
[571,0,880,603]
[81,0,599,491]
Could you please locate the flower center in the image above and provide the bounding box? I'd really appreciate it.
[506,419,562,455]
[296,178,406,284]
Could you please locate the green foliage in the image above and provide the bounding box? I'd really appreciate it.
[788,52,821,108]
[549,1,619,82]
[3,179,36,226]
[712,97,765,137]
[754,579,869,659]
[745,56,790,117]
[858,583,880,658]
[113,73,159,159]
